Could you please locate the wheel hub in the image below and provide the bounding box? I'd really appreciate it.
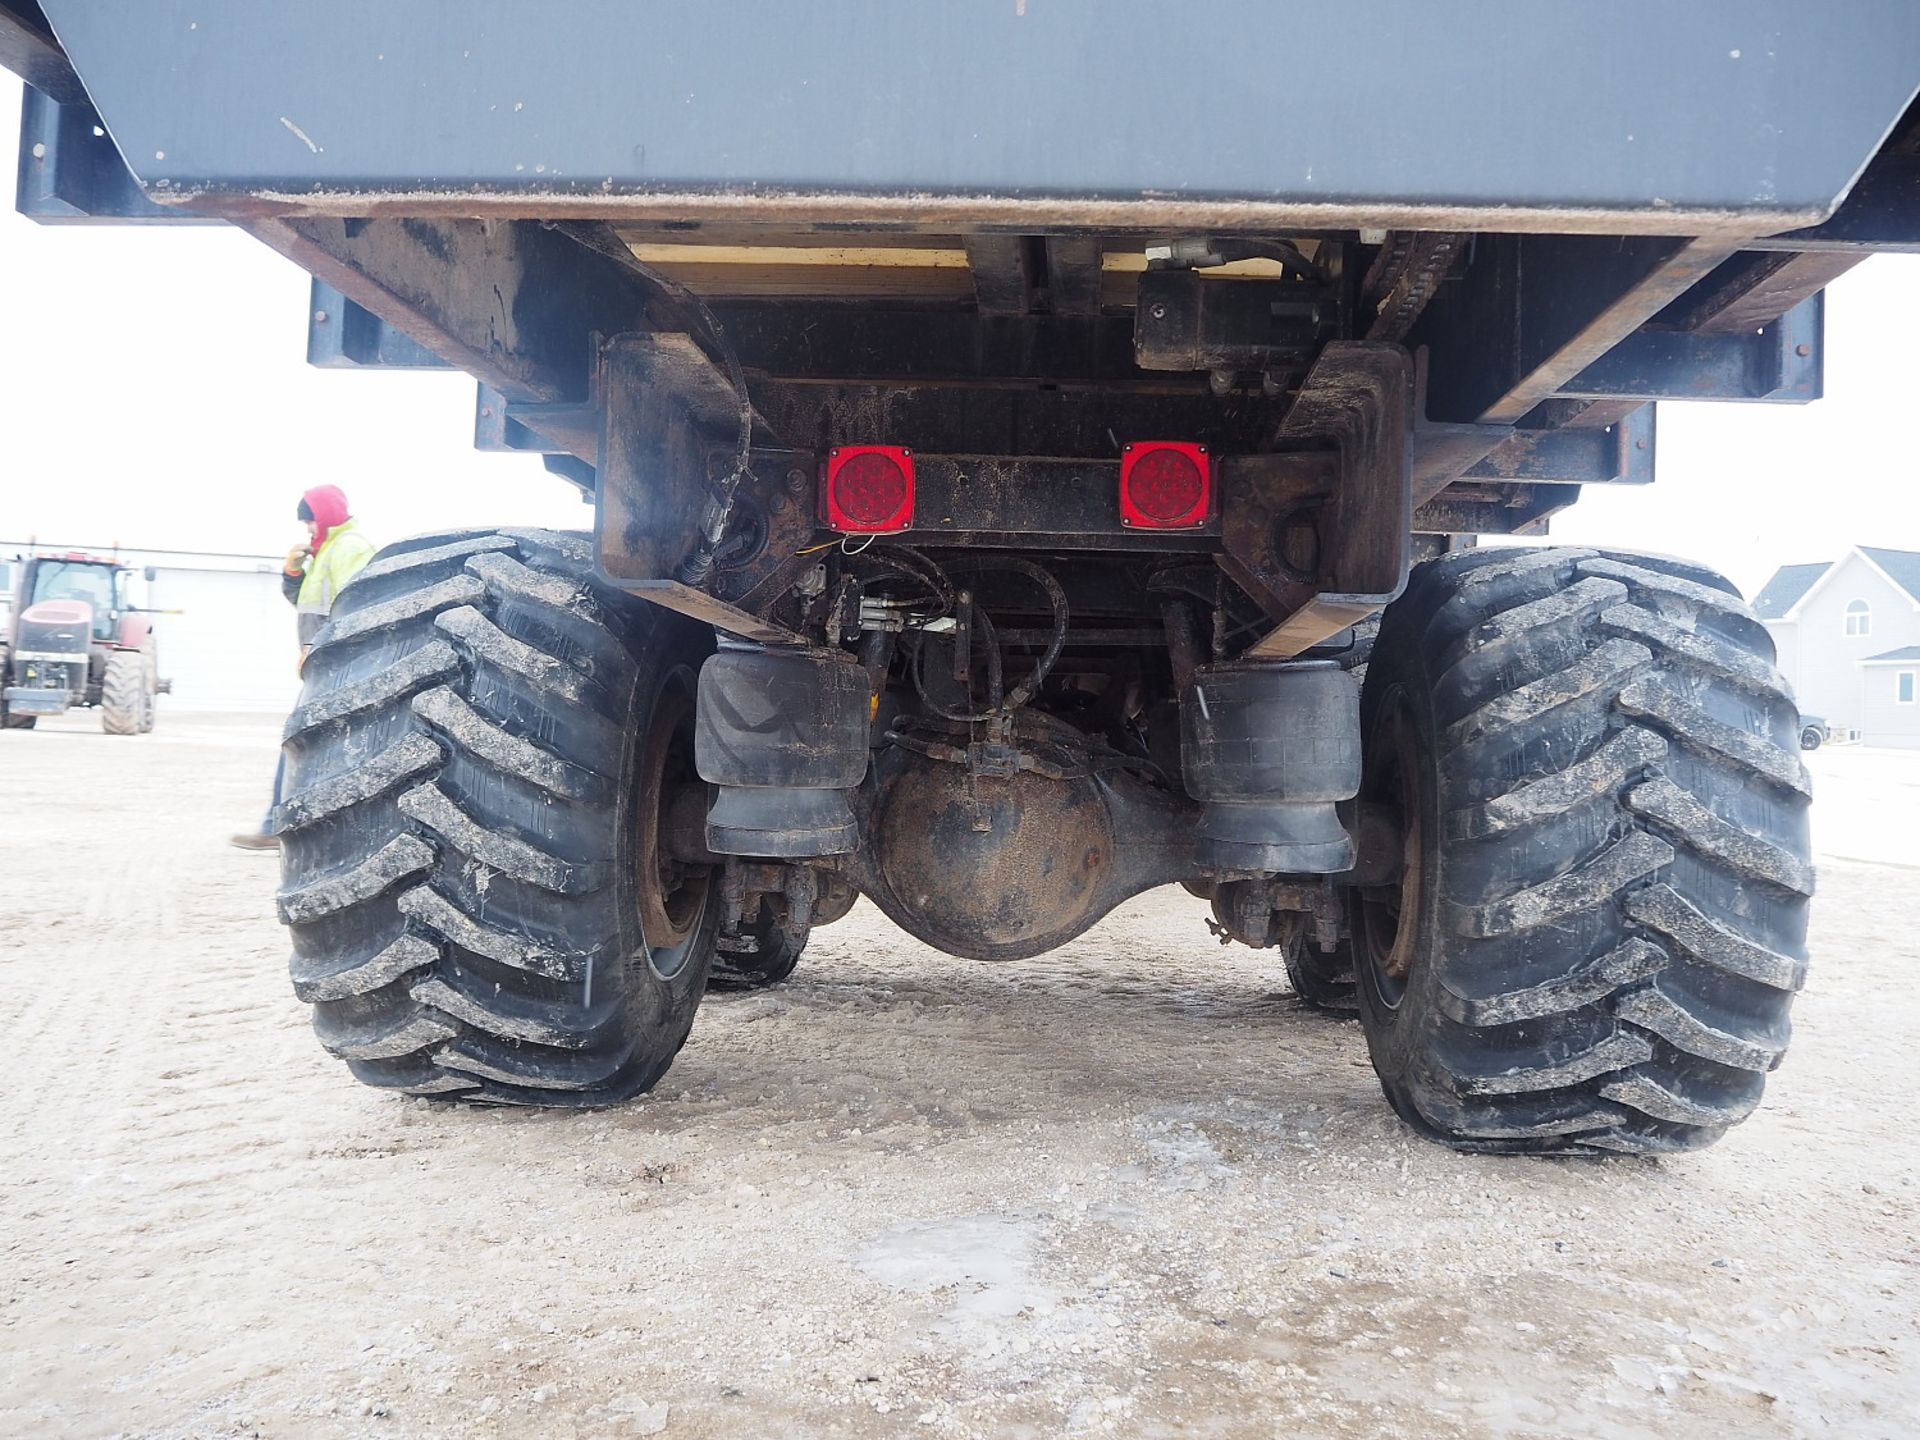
[633,683,711,962]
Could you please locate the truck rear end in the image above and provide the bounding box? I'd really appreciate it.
[10,1,1917,1153]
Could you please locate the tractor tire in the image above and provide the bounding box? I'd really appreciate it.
[100,650,151,735]
[1350,546,1812,1156]
[138,645,159,733]
[1,681,34,731]
[274,527,720,1106]
[1333,613,1378,683]
[1282,927,1359,1016]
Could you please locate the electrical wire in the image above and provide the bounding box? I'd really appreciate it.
[909,557,1069,723]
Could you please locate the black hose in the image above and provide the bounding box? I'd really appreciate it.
[846,545,957,616]
[912,608,1007,723]
[1213,237,1324,282]
[909,557,1068,722]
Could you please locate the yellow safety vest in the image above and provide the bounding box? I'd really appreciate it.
[295,518,376,642]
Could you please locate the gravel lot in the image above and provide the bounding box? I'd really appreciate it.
[2,712,1916,1440]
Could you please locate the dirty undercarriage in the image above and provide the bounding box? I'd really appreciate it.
[11,0,1916,1151]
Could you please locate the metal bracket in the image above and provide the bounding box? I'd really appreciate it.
[1560,293,1823,403]
[307,281,452,371]
[1463,406,1654,485]
[473,385,601,464]
[1219,343,1412,659]
[1133,270,1330,374]
[596,332,808,646]
[15,87,200,224]
[896,454,1222,551]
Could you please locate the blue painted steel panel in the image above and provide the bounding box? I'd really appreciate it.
[36,1,1920,231]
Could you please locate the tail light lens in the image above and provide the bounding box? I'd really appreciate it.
[824,446,915,533]
[1119,442,1210,529]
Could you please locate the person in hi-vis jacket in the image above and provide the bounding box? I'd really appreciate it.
[230,485,375,850]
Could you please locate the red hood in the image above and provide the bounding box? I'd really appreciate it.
[19,598,92,627]
[302,484,352,547]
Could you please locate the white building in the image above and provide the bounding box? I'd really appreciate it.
[1754,546,1920,747]
[1,541,301,713]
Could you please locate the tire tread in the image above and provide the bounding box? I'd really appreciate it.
[1356,545,1811,1155]
[278,528,711,1105]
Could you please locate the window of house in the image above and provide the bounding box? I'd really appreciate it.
[1900,671,1916,706]
[1845,599,1871,637]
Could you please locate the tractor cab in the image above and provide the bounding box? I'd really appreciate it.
[18,556,136,641]
[20,554,127,640]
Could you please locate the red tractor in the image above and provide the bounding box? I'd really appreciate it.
[1,551,167,733]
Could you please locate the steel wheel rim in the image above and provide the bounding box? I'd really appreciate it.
[632,672,710,979]
[1356,691,1423,1011]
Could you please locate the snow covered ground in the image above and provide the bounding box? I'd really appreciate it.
[1806,743,1920,869]
[1,714,1914,1439]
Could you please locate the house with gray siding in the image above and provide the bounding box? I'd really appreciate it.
[1754,547,1920,747]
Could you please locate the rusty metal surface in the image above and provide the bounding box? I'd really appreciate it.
[595,337,727,584]
[1218,343,1411,659]
[706,452,824,614]
[1341,801,1407,890]
[1416,235,1739,426]
[595,334,809,646]
[1133,271,1328,373]
[1484,237,1737,419]
[897,455,1223,552]
[869,760,1117,958]
[1560,293,1824,404]
[1408,354,1655,511]
[1413,485,1578,537]
[1352,697,1425,988]
[961,235,1036,316]
[1663,250,1865,334]
[842,741,1193,962]
[238,216,644,404]
[632,683,712,954]
[1463,409,1654,486]
[1043,238,1104,316]
[1362,232,1464,345]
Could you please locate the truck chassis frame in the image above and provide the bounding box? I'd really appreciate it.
[9,1,1912,1150]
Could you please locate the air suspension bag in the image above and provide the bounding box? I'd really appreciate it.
[1181,660,1360,873]
[695,647,871,856]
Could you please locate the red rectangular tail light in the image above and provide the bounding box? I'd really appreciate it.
[1119,442,1211,529]
[823,446,916,533]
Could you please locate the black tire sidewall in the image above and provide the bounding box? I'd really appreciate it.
[280,529,726,1104]
[1350,662,1454,1133]
[605,638,720,1080]
[1282,944,1354,1012]
[100,650,145,735]
[1347,546,1810,1153]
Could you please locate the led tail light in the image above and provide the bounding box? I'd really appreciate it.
[823,445,915,533]
[1119,442,1211,529]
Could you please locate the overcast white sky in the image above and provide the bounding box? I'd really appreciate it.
[2,77,1917,598]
